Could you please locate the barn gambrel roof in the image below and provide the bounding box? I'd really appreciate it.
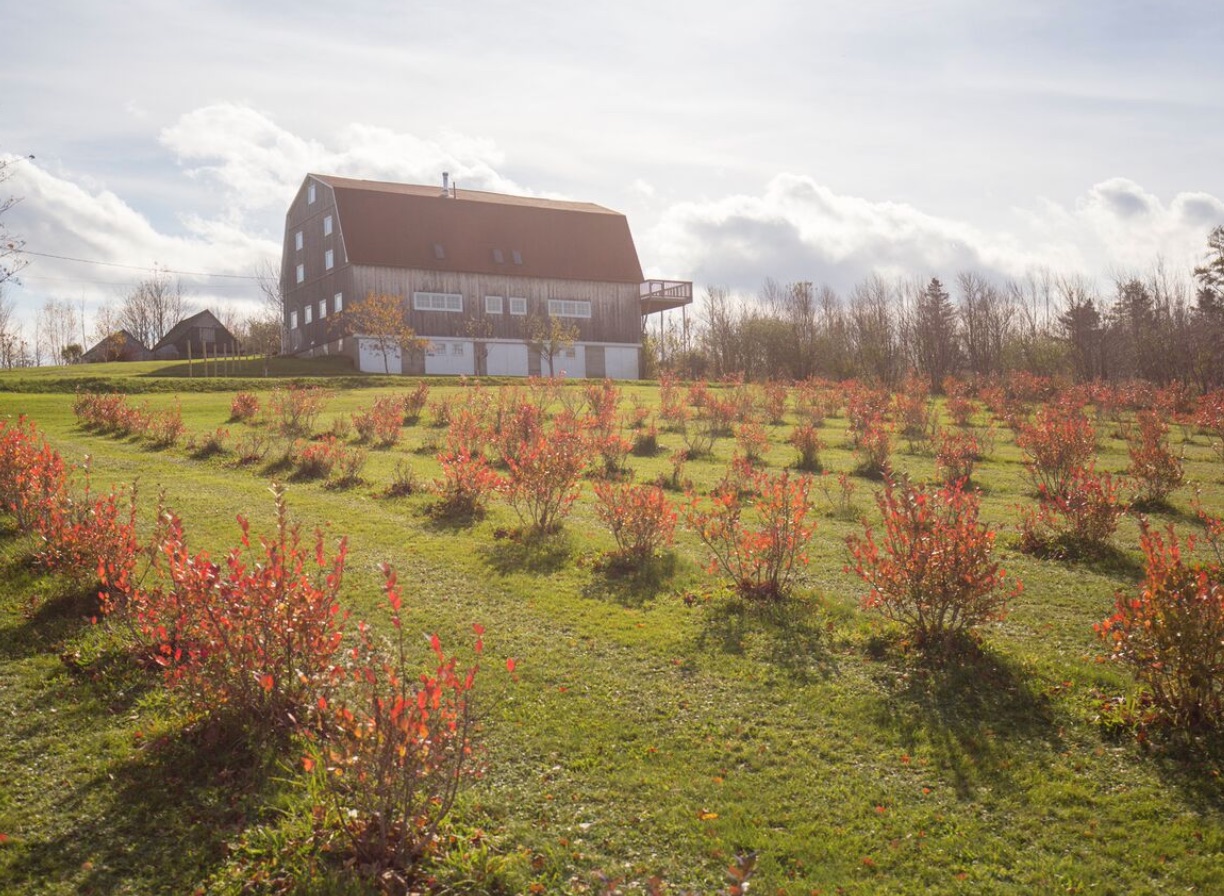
[308,174,646,284]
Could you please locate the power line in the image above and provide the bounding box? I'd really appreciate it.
[21,273,255,291]
[22,250,263,280]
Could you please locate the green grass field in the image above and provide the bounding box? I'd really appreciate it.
[1,365,1222,894]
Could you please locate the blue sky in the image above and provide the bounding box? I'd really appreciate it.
[3,0,1222,340]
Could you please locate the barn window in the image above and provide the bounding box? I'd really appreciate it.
[485,295,504,314]
[308,183,316,204]
[492,248,504,263]
[512,250,523,265]
[295,263,305,284]
[318,299,327,319]
[451,343,465,356]
[509,297,527,316]
[304,305,313,324]
[290,310,298,329]
[413,292,463,313]
[295,230,303,251]
[324,249,334,270]
[433,243,446,260]
[323,215,333,236]
[548,299,591,319]
[334,292,343,312]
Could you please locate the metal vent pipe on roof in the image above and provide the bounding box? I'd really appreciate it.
[441,171,450,197]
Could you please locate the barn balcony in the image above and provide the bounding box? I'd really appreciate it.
[640,279,693,316]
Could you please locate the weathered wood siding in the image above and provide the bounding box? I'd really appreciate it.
[282,177,353,354]
[347,266,641,344]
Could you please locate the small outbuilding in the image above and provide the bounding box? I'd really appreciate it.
[82,329,152,363]
[151,310,239,360]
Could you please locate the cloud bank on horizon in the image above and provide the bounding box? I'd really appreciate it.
[6,101,1222,329]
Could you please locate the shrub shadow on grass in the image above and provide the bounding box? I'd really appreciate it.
[2,703,283,895]
[581,552,678,607]
[873,641,1062,799]
[481,529,573,575]
[1147,731,1224,814]
[695,596,837,683]
[0,574,99,660]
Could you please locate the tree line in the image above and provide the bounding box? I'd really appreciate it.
[655,226,1224,391]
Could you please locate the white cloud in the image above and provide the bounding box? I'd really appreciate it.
[159,104,526,220]
[4,105,524,333]
[644,173,1224,295]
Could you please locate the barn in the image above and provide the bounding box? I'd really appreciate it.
[280,173,690,377]
[151,309,239,361]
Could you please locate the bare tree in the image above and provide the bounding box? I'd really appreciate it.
[848,274,902,387]
[254,258,286,353]
[91,300,121,346]
[762,279,819,379]
[698,285,741,378]
[36,298,78,365]
[119,268,186,348]
[0,154,30,286]
[957,272,1013,379]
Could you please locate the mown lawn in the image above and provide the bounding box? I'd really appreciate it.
[1,370,1221,894]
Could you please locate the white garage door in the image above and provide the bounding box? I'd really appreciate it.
[542,344,586,379]
[424,339,475,376]
[487,342,529,376]
[358,338,401,374]
[603,346,639,380]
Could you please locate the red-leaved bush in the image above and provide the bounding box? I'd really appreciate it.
[312,566,483,877]
[34,467,141,590]
[1125,410,1184,506]
[1016,403,1097,498]
[230,391,260,422]
[592,481,677,566]
[733,420,770,466]
[502,412,590,533]
[0,416,67,533]
[352,396,404,447]
[110,486,350,726]
[1019,463,1127,557]
[685,469,815,601]
[789,423,823,472]
[270,385,330,436]
[848,477,1020,649]
[433,449,502,519]
[1096,522,1224,728]
[398,382,430,425]
[935,428,979,487]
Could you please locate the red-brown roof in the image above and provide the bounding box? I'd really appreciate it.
[311,174,645,284]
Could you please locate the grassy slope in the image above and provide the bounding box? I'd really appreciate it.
[0,374,1221,894]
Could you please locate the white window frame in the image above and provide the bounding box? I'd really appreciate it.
[295,230,303,251]
[324,248,334,270]
[304,305,313,325]
[295,263,305,284]
[318,299,327,319]
[323,214,333,236]
[548,299,591,319]
[289,310,298,330]
[334,292,343,313]
[308,182,316,204]
[485,295,504,314]
[509,297,527,316]
[451,343,465,356]
[412,291,463,313]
